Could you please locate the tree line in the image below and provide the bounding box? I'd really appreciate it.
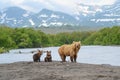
[0,25,120,53]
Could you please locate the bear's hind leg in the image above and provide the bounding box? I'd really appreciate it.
[61,55,66,62]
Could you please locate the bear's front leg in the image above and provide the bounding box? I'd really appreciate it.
[39,58,40,62]
[50,57,52,62]
[74,55,77,63]
[49,57,52,62]
[70,56,73,62]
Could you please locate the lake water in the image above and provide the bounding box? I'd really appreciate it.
[0,46,120,66]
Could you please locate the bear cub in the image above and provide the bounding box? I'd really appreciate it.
[33,50,43,62]
[44,51,52,62]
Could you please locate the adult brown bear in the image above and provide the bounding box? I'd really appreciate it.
[58,41,81,62]
[33,50,43,62]
[44,51,52,62]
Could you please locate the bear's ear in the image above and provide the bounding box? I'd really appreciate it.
[41,50,43,53]
[79,41,81,45]
[37,49,40,52]
[49,51,51,53]
[79,41,81,43]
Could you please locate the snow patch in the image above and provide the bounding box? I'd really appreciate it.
[23,25,28,27]
[14,20,17,24]
[50,22,63,26]
[75,16,80,20]
[96,8,102,12]
[23,11,30,17]
[41,23,48,27]
[23,13,29,17]
[91,19,96,21]
[91,18,120,22]
[39,14,48,18]
[29,19,35,25]
[1,13,6,18]
[0,13,6,23]
[51,14,59,18]
[82,13,87,16]
[96,19,120,22]
[104,14,120,17]
[76,5,96,14]
[42,20,46,23]
[77,5,89,13]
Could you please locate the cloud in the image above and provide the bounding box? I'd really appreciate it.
[11,0,24,5]
[0,0,117,14]
[46,0,77,14]
[78,0,116,6]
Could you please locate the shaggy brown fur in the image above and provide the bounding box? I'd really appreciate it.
[58,41,81,62]
[44,51,52,62]
[33,50,43,62]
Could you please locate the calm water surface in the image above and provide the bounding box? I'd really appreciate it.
[0,46,120,66]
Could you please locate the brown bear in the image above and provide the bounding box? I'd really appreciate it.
[44,51,52,62]
[33,50,43,62]
[58,41,81,62]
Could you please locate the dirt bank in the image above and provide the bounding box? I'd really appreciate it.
[0,61,120,80]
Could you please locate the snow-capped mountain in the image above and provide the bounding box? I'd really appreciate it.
[0,7,34,27]
[0,0,120,28]
[36,9,78,27]
[71,0,120,27]
[0,7,78,27]
[90,0,120,27]
[74,3,103,27]
[87,1,120,27]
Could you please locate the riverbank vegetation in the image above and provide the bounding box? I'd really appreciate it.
[0,25,120,53]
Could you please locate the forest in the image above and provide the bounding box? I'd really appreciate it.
[0,25,120,53]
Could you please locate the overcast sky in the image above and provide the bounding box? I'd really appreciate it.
[0,0,117,14]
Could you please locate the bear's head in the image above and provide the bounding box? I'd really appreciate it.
[37,50,43,57]
[73,41,81,51]
[46,51,51,56]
